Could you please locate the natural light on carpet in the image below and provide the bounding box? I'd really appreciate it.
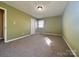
[44,37,52,46]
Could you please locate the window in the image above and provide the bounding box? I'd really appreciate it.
[38,20,44,28]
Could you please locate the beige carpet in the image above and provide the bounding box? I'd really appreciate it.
[0,34,74,57]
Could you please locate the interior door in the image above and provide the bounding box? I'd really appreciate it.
[31,18,37,35]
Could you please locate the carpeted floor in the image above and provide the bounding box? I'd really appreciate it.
[0,34,74,57]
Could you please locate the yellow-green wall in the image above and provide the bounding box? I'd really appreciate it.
[0,2,32,40]
[63,2,79,56]
[37,16,62,34]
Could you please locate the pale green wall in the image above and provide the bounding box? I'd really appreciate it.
[63,2,79,56]
[37,16,62,34]
[0,2,32,40]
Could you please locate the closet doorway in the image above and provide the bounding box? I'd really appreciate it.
[0,7,7,43]
[0,9,4,40]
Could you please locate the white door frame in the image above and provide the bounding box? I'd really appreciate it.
[0,7,7,43]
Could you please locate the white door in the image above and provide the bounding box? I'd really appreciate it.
[31,18,37,35]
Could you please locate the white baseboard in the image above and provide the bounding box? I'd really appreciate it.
[63,36,77,57]
[41,33,62,36]
[5,34,32,43]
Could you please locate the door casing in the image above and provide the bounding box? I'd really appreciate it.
[0,7,7,43]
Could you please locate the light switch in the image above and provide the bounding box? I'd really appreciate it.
[13,21,15,24]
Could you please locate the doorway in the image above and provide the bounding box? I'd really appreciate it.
[0,7,7,43]
[0,9,4,40]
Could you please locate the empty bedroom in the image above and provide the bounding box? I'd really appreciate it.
[0,1,79,57]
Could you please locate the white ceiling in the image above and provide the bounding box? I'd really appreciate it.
[3,1,68,19]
